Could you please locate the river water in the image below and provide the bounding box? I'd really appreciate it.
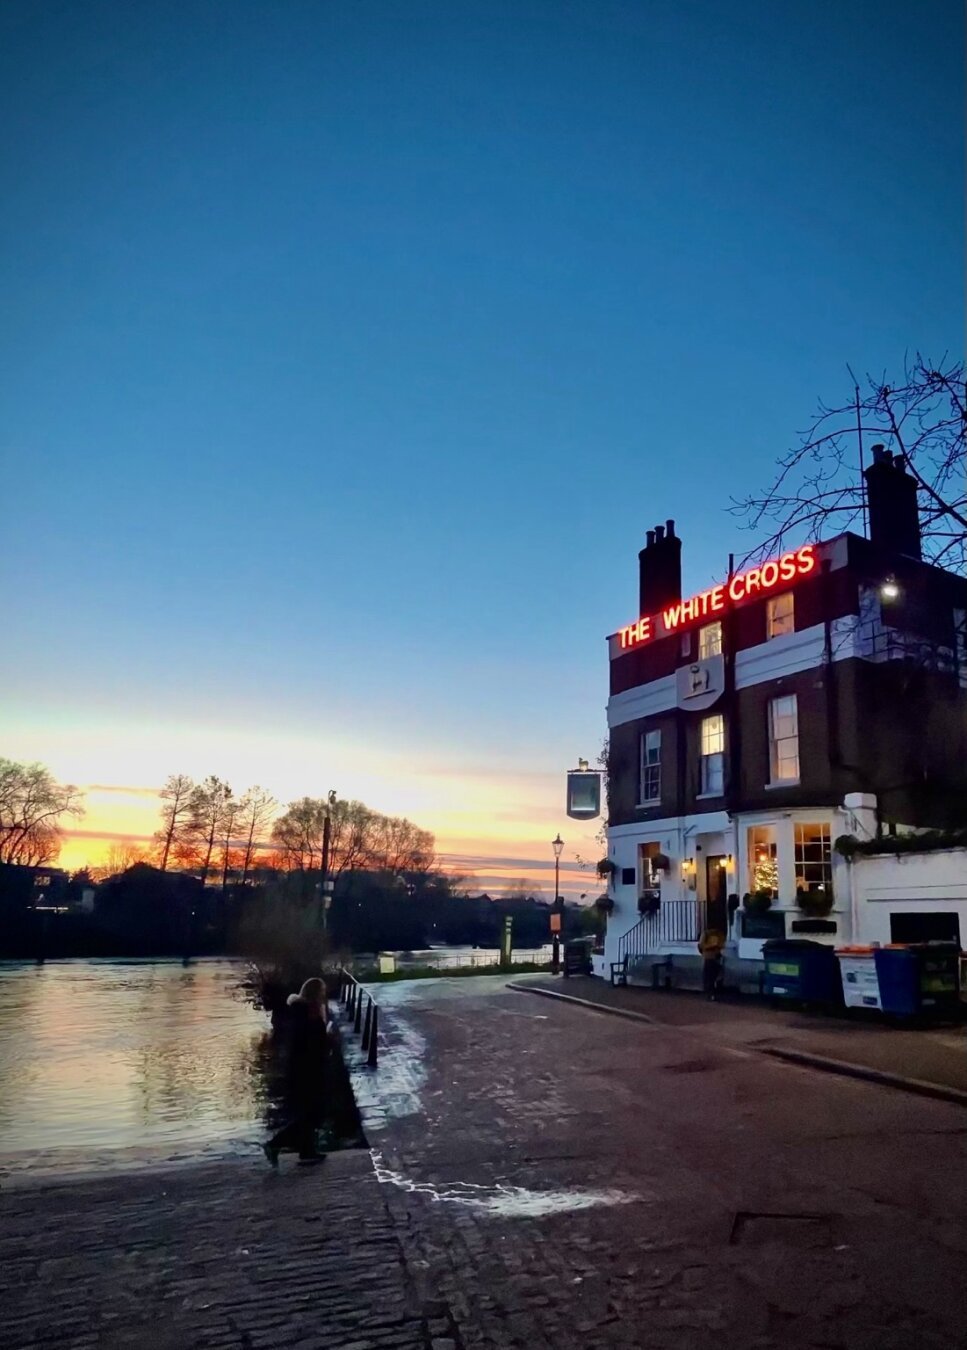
[0,959,272,1177]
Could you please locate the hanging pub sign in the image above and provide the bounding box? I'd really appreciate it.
[566,764,602,820]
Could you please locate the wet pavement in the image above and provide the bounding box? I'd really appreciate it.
[519,974,967,1097]
[346,973,967,1349]
[3,971,967,1348]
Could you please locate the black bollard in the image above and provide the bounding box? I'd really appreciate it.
[361,998,372,1051]
[367,1003,378,1068]
[353,987,363,1033]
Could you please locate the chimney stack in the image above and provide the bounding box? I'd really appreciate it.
[638,518,682,615]
[864,444,922,559]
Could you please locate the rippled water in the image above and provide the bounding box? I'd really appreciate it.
[0,959,273,1175]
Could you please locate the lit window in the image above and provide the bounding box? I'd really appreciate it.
[748,825,778,897]
[639,841,662,891]
[700,715,724,795]
[639,729,661,804]
[768,695,799,783]
[795,823,832,898]
[698,621,722,659]
[766,592,794,639]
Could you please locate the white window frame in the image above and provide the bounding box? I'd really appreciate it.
[768,694,800,784]
[794,822,833,899]
[766,592,795,640]
[698,621,722,659]
[639,729,661,805]
[699,714,725,796]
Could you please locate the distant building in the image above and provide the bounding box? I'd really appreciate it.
[602,448,967,976]
[0,863,71,912]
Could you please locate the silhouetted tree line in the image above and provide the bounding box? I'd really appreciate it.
[0,859,587,960]
[0,761,593,960]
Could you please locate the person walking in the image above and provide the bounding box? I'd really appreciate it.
[263,977,331,1166]
[698,927,726,1001]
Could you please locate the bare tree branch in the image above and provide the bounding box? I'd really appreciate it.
[732,355,966,571]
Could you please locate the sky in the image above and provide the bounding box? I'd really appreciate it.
[1,0,963,896]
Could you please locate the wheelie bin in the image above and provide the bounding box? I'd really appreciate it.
[873,943,960,1018]
[762,939,842,1007]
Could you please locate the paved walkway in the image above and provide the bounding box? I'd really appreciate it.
[4,972,967,1350]
[353,975,967,1349]
[521,975,967,1098]
[0,1150,428,1350]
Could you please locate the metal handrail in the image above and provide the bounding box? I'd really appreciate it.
[617,901,706,960]
[338,968,379,1068]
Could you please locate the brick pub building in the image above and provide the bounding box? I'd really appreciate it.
[602,448,967,978]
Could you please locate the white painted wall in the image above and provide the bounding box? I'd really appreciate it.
[602,812,736,969]
[848,848,967,946]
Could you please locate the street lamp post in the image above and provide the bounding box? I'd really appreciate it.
[552,833,564,974]
[320,790,336,938]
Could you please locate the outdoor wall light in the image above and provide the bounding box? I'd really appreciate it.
[880,577,900,601]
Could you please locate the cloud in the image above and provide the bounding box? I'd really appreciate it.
[62,827,156,844]
[85,784,161,797]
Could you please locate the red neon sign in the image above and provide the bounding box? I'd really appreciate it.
[618,545,816,650]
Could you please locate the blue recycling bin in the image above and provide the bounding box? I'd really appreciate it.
[762,939,842,1006]
[873,944,960,1018]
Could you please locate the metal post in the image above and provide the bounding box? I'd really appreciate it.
[361,997,372,1051]
[367,1003,378,1068]
[320,789,336,938]
[552,851,561,974]
[354,987,363,1033]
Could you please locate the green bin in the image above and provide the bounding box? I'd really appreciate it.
[762,939,842,1006]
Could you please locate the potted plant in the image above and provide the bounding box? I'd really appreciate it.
[743,889,773,913]
[596,858,617,879]
[797,888,833,917]
[638,889,660,916]
[594,894,614,914]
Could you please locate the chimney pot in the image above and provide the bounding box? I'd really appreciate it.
[646,529,656,548]
[865,446,921,559]
[638,519,683,615]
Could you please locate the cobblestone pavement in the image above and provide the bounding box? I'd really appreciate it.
[521,974,967,1094]
[348,975,967,1350]
[4,973,967,1350]
[0,1150,428,1350]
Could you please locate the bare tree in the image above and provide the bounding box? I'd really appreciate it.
[154,774,195,871]
[733,355,966,570]
[219,794,244,892]
[187,776,233,887]
[270,795,437,881]
[0,759,83,865]
[237,786,277,885]
[92,842,150,882]
[270,796,325,873]
[365,813,436,874]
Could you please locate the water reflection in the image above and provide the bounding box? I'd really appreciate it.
[0,959,274,1173]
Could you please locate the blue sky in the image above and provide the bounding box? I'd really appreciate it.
[1,0,962,888]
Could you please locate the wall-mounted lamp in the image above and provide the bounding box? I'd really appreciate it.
[880,577,900,602]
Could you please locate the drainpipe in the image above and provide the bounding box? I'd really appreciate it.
[848,854,860,945]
